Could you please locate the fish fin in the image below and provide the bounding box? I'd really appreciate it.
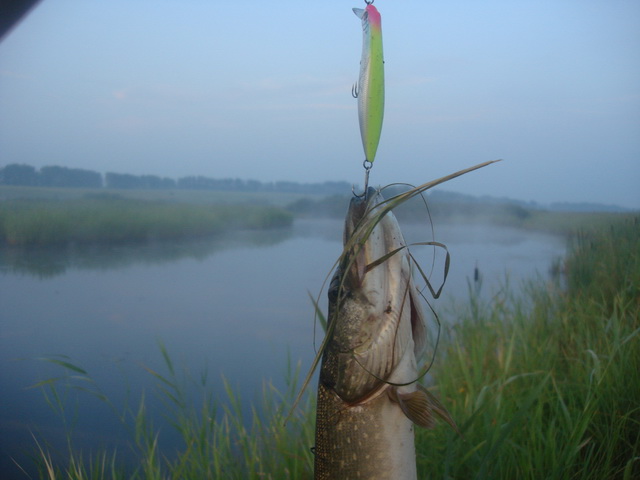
[390,387,435,429]
[352,8,365,19]
[390,385,460,434]
[416,384,460,434]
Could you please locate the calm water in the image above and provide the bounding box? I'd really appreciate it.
[0,219,565,477]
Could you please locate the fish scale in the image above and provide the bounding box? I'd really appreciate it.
[314,383,417,480]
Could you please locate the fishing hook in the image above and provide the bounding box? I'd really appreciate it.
[352,160,373,199]
[363,159,372,195]
[365,0,374,4]
[351,83,359,98]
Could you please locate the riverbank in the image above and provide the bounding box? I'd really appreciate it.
[0,195,293,246]
[288,191,637,236]
[0,185,319,206]
[416,216,639,478]
[2,185,635,248]
[24,215,639,478]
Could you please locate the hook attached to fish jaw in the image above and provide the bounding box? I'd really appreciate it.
[351,83,359,99]
[352,160,373,199]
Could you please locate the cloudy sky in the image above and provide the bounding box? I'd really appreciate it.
[1,0,638,208]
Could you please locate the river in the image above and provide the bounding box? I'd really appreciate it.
[0,218,565,477]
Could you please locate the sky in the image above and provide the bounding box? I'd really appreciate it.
[0,0,639,209]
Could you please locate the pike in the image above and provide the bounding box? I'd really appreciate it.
[287,161,498,477]
[313,187,458,480]
[352,3,384,166]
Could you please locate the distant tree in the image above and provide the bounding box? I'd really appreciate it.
[141,175,176,189]
[160,177,177,189]
[505,204,531,220]
[40,165,102,188]
[105,172,142,189]
[177,176,196,189]
[139,175,161,189]
[245,179,262,192]
[320,181,351,195]
[178,175,216,190]
[215,178,238,191]
[40,166,68,187]
[262,181,275,192]
[104,172,176,189]
[274,181,298,193]
[0,163,39,186]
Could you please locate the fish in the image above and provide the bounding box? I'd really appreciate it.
[353,4,385,165]
[313,187,458,480]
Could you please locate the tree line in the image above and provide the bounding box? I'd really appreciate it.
[0,163,351,195]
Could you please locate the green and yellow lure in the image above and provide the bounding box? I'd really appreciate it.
[353,3,384,166]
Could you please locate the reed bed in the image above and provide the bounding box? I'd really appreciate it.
[28,216,639,479]
[31,349,315,479]
[0,197,292,246]
[416,216,640,479]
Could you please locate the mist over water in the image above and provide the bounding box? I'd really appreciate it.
[0,218,565,478]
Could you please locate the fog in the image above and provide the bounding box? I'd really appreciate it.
[1,0,639,208]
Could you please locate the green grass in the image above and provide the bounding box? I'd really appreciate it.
[30,348,315,479]
[415,215,640,479]
[0,185,319,207]
[28,216,640,479]
[0,196,293,246]
[519,209,637,236]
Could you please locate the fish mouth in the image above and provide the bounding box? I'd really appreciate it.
[339,187,384,289]
[344,187,380,237]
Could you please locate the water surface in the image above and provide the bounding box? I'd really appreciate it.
[0,219,565,477]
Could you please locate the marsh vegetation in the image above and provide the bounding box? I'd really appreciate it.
[21,214,639,479]
[1,184,633,249]
[0,195,292,246]
[415,216,640,479]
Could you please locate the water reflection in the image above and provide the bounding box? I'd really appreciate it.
[0,219,566,479]
[0,227,293,277]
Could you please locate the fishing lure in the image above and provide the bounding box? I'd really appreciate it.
[353,2,385,168]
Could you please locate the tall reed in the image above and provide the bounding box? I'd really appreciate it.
[31,347,315,479]
[0,197,292,246]
[415,216,640,479]
[29,216,639,479]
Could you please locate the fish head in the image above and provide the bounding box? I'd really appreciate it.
[341,187,385,290]
[344,187,380,241]
[322,187,429,403]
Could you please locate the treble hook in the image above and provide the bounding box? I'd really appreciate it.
[365,0,374,4]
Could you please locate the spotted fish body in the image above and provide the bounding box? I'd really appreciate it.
[315,383,417,479]
[314,188,456,480]
[353,5,384,164]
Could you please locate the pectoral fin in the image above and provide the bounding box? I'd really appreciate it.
[390,385,460,434]
[389,387,435,429]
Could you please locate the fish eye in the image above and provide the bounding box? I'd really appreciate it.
[328,282,340,302]
[328,270,346,302]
